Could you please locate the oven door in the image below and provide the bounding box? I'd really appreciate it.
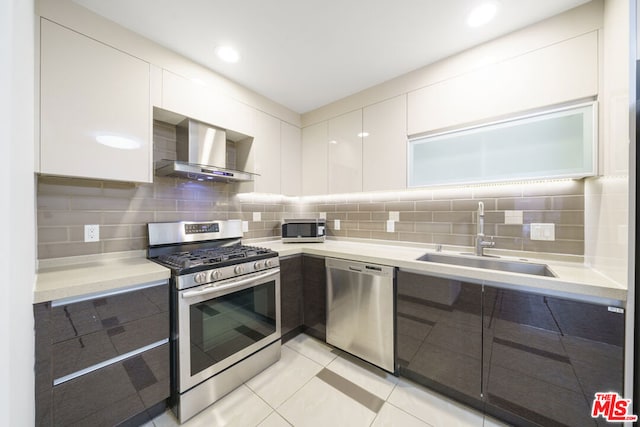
[177,268,281,393]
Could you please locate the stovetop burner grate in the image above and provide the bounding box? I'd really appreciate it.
[156,245,275,269]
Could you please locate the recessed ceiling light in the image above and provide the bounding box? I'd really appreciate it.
[357,132,370,138]
[215,45,240,63]
[467,2,498,28]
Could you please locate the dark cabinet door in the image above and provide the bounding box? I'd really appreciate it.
[302,255,326,341]
[50,284,169,382]
[396,270,483,409]
[483,286,625,427]
[52,343,169,427]
[280,255,304,343]
[35,282,170,427]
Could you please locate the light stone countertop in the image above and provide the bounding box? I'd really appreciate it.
[34,250,171,304]
[257,239,627,305]
[34,240,627,306]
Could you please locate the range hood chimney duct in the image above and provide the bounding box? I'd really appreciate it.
[177,119,227,167]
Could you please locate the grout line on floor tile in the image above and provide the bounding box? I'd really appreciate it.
[248,387,278,417]
[253,409,279,427]
[250,347,325,413]
[244,375,280,411]
[283,336,339,367]
[274,410,295,427]
[269,372,318,411]
[372,401,437,427]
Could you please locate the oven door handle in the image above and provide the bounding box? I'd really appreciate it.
[181,269,280,299]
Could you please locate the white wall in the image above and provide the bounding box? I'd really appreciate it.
[0,0,36,424]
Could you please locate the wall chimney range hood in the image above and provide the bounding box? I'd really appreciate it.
[155,116,256,183]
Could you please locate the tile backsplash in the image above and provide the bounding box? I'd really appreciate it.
[36,120,585,259]
[37,177,584,259]
[295,179,585,255]
[38,176,226,258]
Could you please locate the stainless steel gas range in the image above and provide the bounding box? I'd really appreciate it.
[147,220,281,423]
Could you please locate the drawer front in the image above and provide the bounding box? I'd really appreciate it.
[50,283,169,382]
[52,343,169,427]
[52,311,169,381]
[51,283,168,344]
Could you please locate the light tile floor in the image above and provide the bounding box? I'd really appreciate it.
[145,334,511,427]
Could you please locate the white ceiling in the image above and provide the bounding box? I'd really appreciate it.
[73,0,592,114]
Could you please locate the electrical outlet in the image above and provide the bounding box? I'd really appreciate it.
[504,210,523,225]
[530,223,555,241]
[84,224,99,242]
[253,212,261,222]
[389,211,400,221]
[386,220,395,232]
[334,219,341,231]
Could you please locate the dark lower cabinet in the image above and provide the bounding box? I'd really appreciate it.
[280,255,304,343]
[35,281,170,427]
[279,254,326,342]
[397,270,625,427]
[483,286,624,427]
[52,344,169,427]
[397,270,483,410]
[302,255,326,341]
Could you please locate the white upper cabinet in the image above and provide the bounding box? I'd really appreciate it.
[328,110,363,194]
[162,69,254,137]
[362,95,407,191]
[251,111,281,193]
[407,31,598,135]
[302,121,329,196]
[238,115,301,195]
[280,122,302,196]
[39,19,152,183]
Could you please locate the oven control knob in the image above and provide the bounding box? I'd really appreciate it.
[265,259,273,268]
[234,265,245,275]
[210,270,222,281]
[254,261,264,270]
[194,272,207,284]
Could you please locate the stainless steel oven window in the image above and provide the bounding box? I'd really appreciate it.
[177,269,281,392]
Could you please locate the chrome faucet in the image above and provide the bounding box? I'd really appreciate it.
[475,201,495,256]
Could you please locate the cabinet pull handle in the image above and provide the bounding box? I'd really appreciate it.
[53,338,168,386]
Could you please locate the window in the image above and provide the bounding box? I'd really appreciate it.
[408,102,597,187]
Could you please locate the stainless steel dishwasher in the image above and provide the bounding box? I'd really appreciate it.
[326,257,396,373]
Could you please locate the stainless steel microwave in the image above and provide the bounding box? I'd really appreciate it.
[281,219,326,243]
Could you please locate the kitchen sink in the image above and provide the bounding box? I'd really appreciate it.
[417,253,556,277]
